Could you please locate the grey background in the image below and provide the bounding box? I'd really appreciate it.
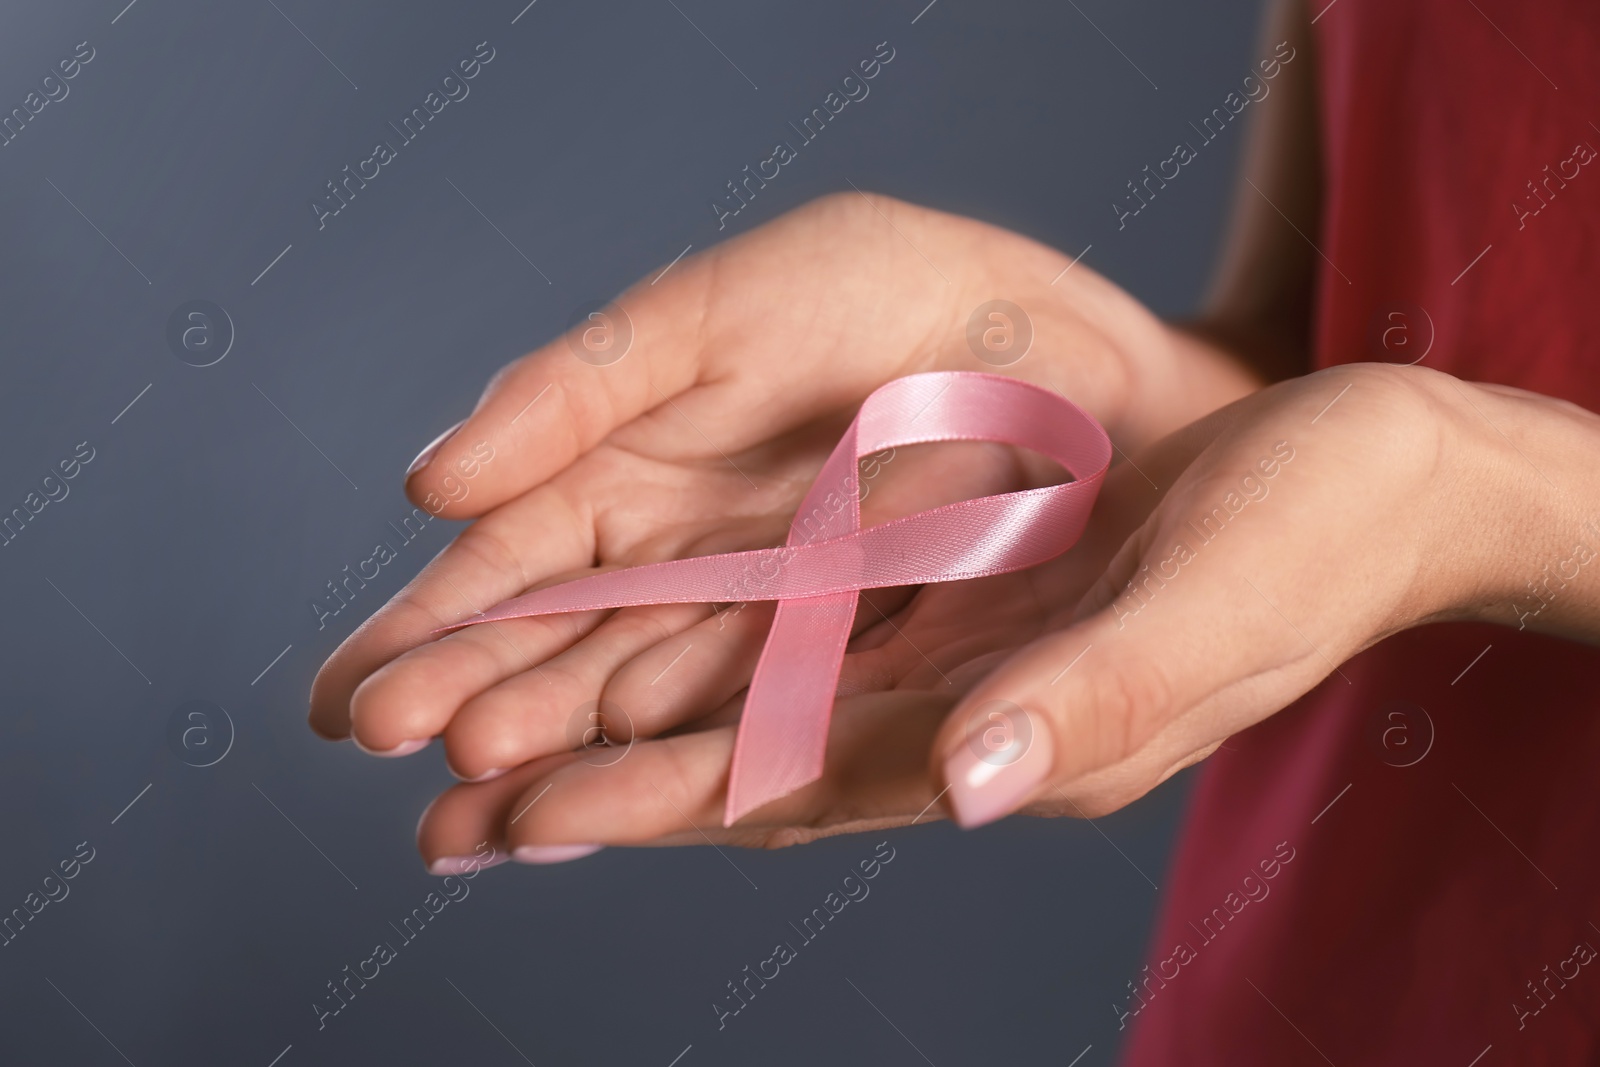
[0,0,1263,1062]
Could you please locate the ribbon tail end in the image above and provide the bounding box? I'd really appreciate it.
[722,763,824,828]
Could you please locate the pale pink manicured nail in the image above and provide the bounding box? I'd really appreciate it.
[405,418,465,477]
[942,707,1054,828]
[447,761,505,783]
[428,853,510,877]
[512,844,602,865]
[353,736,430,758]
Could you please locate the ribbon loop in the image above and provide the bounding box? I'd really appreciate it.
[443,371,1110,826]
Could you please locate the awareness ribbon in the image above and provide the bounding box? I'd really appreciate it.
[445,372,1110,826]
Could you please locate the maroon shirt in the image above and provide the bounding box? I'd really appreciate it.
[1122,1,1600,1062]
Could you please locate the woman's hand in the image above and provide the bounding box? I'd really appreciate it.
[307,194,1254,781]
[410,362,1567,868]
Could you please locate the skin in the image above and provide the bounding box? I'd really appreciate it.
[309,1,1600,867]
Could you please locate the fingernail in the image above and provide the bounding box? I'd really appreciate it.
[428,852,510,877]
[942,707,1054,828]
[445,756,505,783]
[512,844,603,865]
[406,419,465,477]
[353,736,430,758]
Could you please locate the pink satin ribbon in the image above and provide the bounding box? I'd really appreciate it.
[444,372,1111,825]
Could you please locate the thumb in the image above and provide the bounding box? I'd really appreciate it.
[402,246,714,521]
[930,512,1342,828]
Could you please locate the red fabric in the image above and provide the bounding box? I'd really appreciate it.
[1121,2,1600,1063]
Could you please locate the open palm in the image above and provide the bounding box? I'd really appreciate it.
[403,442,1167,867]
[307,192,1196,868]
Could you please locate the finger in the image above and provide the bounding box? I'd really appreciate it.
[416,756,578,874]
[404,193,971,522]
[401,249,716,521]
[440,600,716,781]
[597,585,920,741]
[355,555,916,770]
[930,429,1387,827]
[926,579,1253,830]
[456,690,958,859]
[600,600,777,737]
[308,480,593,739]
[346,607,610,757]
[442,585,916,780]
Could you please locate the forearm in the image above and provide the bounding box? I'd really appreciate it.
[1437,377,1600,643]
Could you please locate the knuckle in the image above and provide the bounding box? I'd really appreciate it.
[1314,363,1447,465]
[1081,653,1175,770]
[807,188,906,228]
[452,524,532,595]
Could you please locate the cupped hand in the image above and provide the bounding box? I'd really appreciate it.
[412,362,1517,868]
[308,196,1193,757]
